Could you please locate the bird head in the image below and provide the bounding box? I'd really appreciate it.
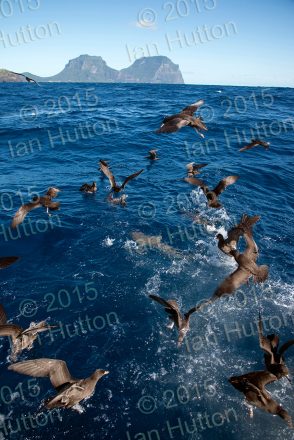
[47,187,61,198]
[92,369,109,381]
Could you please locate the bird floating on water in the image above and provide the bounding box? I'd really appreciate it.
[149,294,197,346]
[11,187,61,228]
[229,370,292,427]
[0,304,54,360]
[79,182,97,193]
[146,150,159,160]
[239,139,270,152]
[9,358,109,410]
[184,175,239,209]
[131,232,181,257]
[156,100,207,138]
[99,160,143,193]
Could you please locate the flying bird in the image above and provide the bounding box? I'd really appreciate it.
[196,231,268,312]
[8,359,109,410]
[184,175,239,209]
[186,162,207,177]
[79,182,97,193]
[146,150,159,160]
[156,100,207,138]
[229,370,292,427]
[239,139,270,152]
[99,160,143,193]
[9,71,39,85]
[0,256,19,269]
[216,214,260,256]
[258,313,294,380]
[11,187,60,228]
[0,304,54,360]
[149,294,197,346]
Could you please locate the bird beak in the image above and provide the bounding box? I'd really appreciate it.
[286,376,292,384]
[104,370,110,375]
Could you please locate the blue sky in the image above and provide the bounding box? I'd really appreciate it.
[1,0,293,86]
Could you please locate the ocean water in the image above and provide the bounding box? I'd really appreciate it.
[0,83,293,440]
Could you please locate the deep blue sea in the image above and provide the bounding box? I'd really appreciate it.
[0,83,293,440]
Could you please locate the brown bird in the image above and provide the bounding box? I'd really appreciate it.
[9,71,39,85]
[79,182,97,193]
[239,139,270,152]
[107,193,127,207]
[156,100,207,138]
[0,304,54,361]
[186,162,207,177]
[8,359,109,410]
[149,294,197,346]
[146,150,159,160]
[196,231,268,312]
[99,160,143,193]
[0,256,19,269]
[216,214,260,256]
[184,175,239,209]
[258,313,294,380]
[229,370,292,427]
[11,187,60,228]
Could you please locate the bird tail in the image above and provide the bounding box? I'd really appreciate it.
[254,265,269,283]
[240,214,260,232]
[48,202,60,211]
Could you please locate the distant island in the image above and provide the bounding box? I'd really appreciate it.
[0,55,184,84]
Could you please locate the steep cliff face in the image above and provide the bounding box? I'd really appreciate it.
[44,55,118,82]
[0,55,184,84]
[117,56,184,84]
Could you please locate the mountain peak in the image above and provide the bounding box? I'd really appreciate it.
[1,55,184,84]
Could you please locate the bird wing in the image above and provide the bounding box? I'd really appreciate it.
[181,100,204,116]
[184,177,207,187]
[8,359,74,389]
[184,306,198,319]
[22,321,52,336]
[239,141,256,152]
[0,256,19,269]
[242,232,259,259]
[156,118,190,133]
[279,340,294,356]
[194,163,208,170]
[0,305,7,324]
[0,324,23,338]
[258,314,275,361]
[11,201,42,228]
[213,176,239,196]
[213,267,251,298]
[247,371,278,390]
[99,160,117,189]
[9,71,38,84]
[149,295,181,327]
[121,169,144,189]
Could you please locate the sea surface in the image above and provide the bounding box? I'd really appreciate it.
[0,83,293,440]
